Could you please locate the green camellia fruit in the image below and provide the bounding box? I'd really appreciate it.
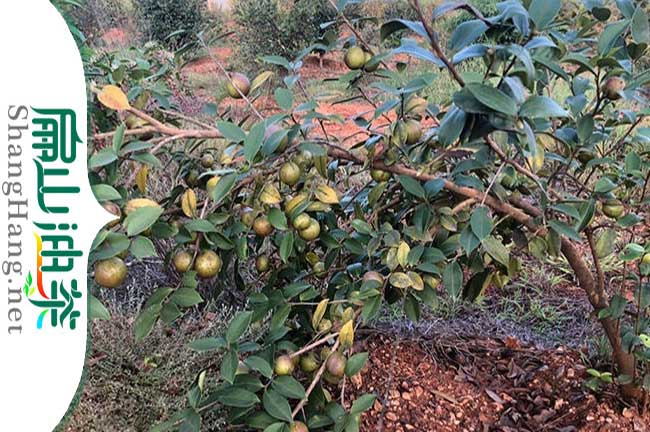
[363,52,378,72]
[326,352,346,377]
[642,253,650,265]
[200,153,214,168]
[173,250,193,273]
[274,355,295,376]
[194,250,222,278]
[344,46,366,70]
[226,72,251,98]
[299,218,321,241]
[601,76,625,100]
[293,213,311,230]
[300,353,320,373]
[253,216,274,237]
[280,161,302,186]
[602,199,624,219]
[255,255,270,273]
[405,119,423,145]
[290,421,309,432]
[94,257,128,288]
[370,169,391,183]
[404,95,428,115]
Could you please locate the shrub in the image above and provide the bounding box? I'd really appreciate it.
[135,0,207,50]
[66,0,137,42]
[232,0,336,71]
[90,0,650,429]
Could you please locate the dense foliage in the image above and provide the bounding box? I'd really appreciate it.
[135,0,207,49]
[84,0,650,430]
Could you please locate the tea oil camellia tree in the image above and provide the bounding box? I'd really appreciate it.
[88,0,650,429]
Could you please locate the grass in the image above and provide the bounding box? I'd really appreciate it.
[65,305,234,432]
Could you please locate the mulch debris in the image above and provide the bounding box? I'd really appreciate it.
[349,336,649,432]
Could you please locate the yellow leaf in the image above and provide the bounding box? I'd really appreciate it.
[385,248,398,271]
[260,184,281,205]
[315,184,340,204]
[136,165,148,194]
[339,320,354,349]
[312,299,328,330]
[341,307,354,323]
[181,189,197,218]
[98,85,131,111]
[407,271,424,291]
[389,272,411,289]
[527,138,546,173]
[250,71,274,93]
[397,241,410,268]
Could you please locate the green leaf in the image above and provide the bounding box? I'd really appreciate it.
[130,236,157,259]
[598,20,630,55]
[274,88,293,111]
[528,0,561,29]
[217,387,260,407]
[184,219,216,232]
[217,121,246,142]
[380,19,427,41]
[89,147,118,169]
[92,184,122,202]
[482,236,510,266]
[89,294,110,320]
[345,352,368,377]
[263,389,292,422]
[112,123,126,153]
[397,175,426,198]
[465,83,518,116]
[632,7,650,44]
[595,228,617,258]
[189,337,227,352]
[470,207,493,241]
[268,208,288,230]
[438,106,466,147]
[263,423,288,432]
[245,356,273,378]
[244,122,266,162]
[221,349,238,384]
[519,96,569,118]
[210,173,238,204]
[594,178,617,194]
[442,262,463,300]
[449,20,488,51]
[124,206,163,236]
[279,232,294,263]
[170,288,203,308]
[227,311,253,344]
[620,243,644,261]
[272,376,306,400]
[134,304,161,342]
[350,394,376,415]
[549,220,582,242]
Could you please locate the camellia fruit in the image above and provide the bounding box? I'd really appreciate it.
[226,72,251,98]
[274,355,295,376]
[94,257,128,288]
[293,213,311,230]
[194,250,222,279]
[290,421,309,432]
[642,253,650,265]
[363,51,378,72]
[344,46,366,70]
[405,119,423,145]
[299,218,321,241]
[326,352,346,378]
[404,95,428,115]
[601,76,625,100]
[602,199,624,219]
[200,153,214,168]
[300,353,320,373]
[370,169,391,183]
[265,124,290,153]
[253,216,274,237]
[255,255,270,273]
[280,161,302,186]
[173,250,193,273]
